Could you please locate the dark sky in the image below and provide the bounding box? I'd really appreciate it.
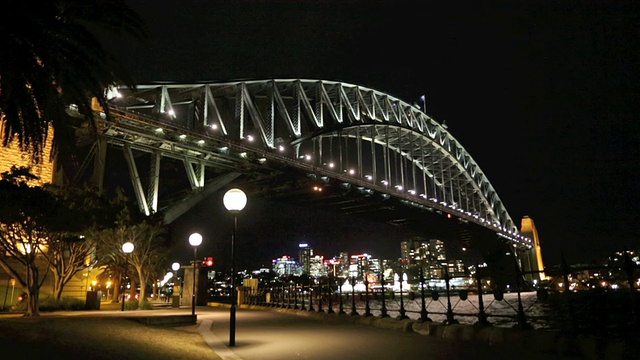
[113,0,639,268]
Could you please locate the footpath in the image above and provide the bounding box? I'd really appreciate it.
[3,300,636,360]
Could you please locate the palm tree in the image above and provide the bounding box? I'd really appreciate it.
[0,0,146,170]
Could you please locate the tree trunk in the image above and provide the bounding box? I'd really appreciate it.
[25,265,40,316]
[52,272,64,301]
[136,266,146,309]
[113,278,121,302]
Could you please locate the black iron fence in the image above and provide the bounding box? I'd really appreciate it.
[239,256,639,336]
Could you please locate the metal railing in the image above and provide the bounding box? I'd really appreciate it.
[238,254,639,336]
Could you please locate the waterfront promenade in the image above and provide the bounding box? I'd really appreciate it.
[1,301,634,359]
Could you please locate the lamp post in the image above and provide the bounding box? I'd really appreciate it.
[121,242,134,311]
[223,188,247,347]
[189,233,203,316]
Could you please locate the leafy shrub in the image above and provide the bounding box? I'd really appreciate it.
[124,299,154,310]
[139,300,153,310]
[40,296,85,311]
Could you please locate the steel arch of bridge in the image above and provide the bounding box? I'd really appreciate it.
[101,79,531,248]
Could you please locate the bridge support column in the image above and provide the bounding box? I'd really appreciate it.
[91,138,107,193]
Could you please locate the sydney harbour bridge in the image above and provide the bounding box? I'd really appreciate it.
[75,79,543,286]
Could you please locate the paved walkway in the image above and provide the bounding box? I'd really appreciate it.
[116,303,574,360]
[1,302,618,359]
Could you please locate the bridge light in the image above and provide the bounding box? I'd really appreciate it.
[209,123,218,130]
[328,162,335,168]
[447,213,452,219]
[197,139,205,145]
[305,154,312,161]
[348,169,355,175]
[381,180,388,185]
[246,135,254,142]
[408,189,416,195]
[278,145,285,152]
[167,109,175,117]
[106,86,121,100]
[155,128,164,133]
[365,174,372,180]
[179,134,187,140]
[394,185,403,190]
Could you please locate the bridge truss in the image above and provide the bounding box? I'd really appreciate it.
[82,79,532,252]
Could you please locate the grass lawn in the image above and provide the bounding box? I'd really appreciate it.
[0,315,222,359]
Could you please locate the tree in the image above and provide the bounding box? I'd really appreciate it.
[39,184,126,300]
[0,176,63,316]
[42,234,95,301]
[94,205,170,309]
[0,0,146,168]
[126,221,170,307]
[0,167,132,310]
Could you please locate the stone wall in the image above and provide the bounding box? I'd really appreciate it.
[0,121,55,185]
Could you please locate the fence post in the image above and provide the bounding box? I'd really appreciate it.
[350,276,358,316]
[561,254,577,334]
[300,280,307,311]
[327,276,335,314]
[623,249,637,326]
[364,276,372,316]
[317,279,324,313]
[380,271,389,318]
[444,264,458,324]
[338,280,346,315]
[419,267,431,322]
[293,281,299,310]
[308,280,315,312]
[514,262,530,329]
[476,264,490,326]
[397,270,408,319]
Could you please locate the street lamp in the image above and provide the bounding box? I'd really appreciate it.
[121,242,134,311]
[223,188,247,347]
[189,233,203,316]
[172,262,181,272]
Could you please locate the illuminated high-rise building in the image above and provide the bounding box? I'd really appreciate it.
[298,243,313,274]
[426,239,447,279]
[272,255,297,276]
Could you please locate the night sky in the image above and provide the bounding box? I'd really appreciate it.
[109,1,638,269]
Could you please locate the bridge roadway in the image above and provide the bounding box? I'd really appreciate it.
[29,303,581,360]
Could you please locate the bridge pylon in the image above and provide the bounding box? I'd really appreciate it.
[518,216,546,285]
